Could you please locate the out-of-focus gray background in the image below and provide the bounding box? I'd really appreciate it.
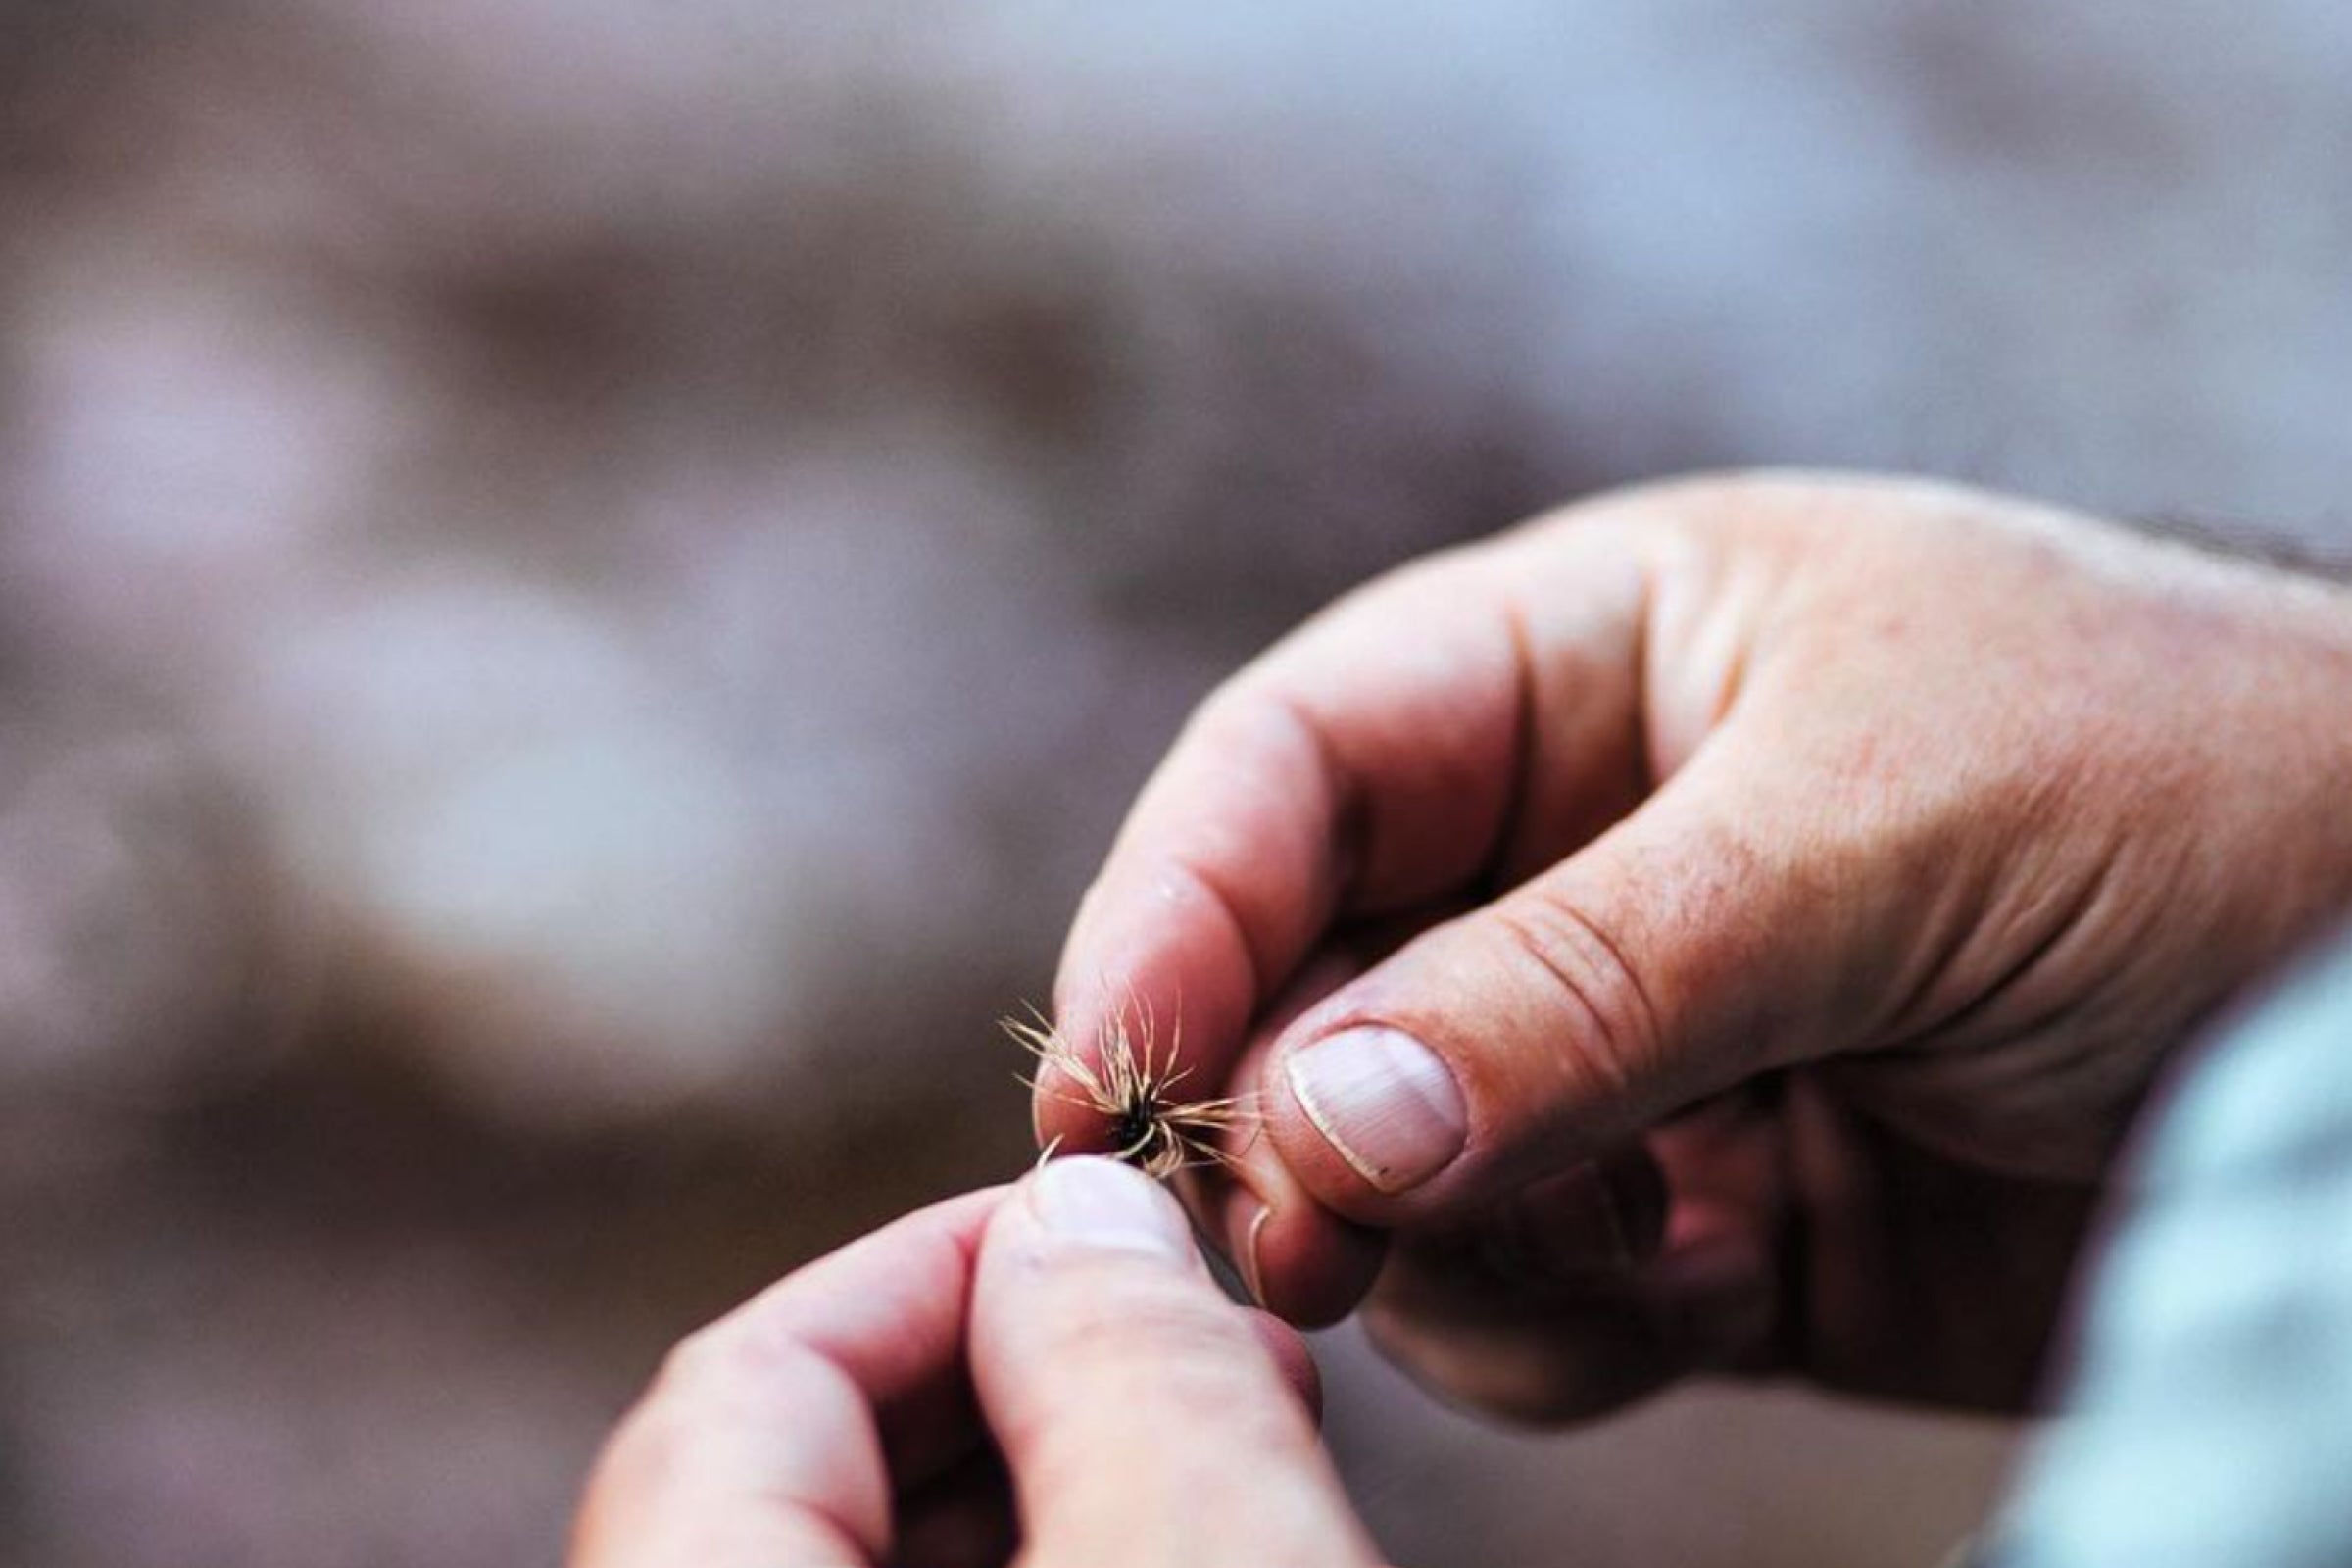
[2,3,2348,1564]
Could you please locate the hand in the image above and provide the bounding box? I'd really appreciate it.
[570,1158,1381,1568]
[1038,471,2352,1415]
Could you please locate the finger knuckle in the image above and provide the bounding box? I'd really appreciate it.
[1022,1273,1277,1425]
[653,1323,732,1395]
[588,1388,688,1501]
[1047,1279,1243,1382]
[1489,892,1661,1101]
[652,1315,807,1411]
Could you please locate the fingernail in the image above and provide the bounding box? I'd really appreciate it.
[1285,1027,1467,1193]
[1240,1203,1273,1305]
[1027,1156,1195,1262]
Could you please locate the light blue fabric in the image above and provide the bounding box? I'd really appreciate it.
[1988,929,2352,1567]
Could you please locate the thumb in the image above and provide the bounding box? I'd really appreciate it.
[969,1157,1381,1568]
[1265,753,1874,1223]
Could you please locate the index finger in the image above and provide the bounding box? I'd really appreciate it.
[572,1188,1006,1568]
[1043,521,1652,1155]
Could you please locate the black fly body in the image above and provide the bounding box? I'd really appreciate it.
[1006,999,1252,1179]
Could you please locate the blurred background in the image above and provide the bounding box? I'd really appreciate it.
[3,2,2349,1564]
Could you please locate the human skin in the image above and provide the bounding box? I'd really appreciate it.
[570,1158,1382,1568]
[1039,471,2352,1417]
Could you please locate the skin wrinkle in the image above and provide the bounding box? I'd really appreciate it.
[747,1351,894,1561]
[1635,496,1784,768]
[1033,471,2352,1441]
[1900,839,2121,1058]
[1592,799,1785,1073]
[1484,893,1655,1129]
[1253,683,1370,919]
[890,1215,995,1491]
[578,474,2352,1568]
[1864,767,2044,1048]
[1623,540,1661,796]
[1482,554,1649,891]
[1087,682,1353,1042]
[1255,573,1525,920]
[1474,585,1544,904]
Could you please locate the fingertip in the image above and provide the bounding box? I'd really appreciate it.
[1007,1154,1200,1267]
[1029,961,1256,1164]
[1053,902,1261,1096]
[969,1160,1376,1564]
[1031,1073,1117,1159]
[1224,1176,1387,1328]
